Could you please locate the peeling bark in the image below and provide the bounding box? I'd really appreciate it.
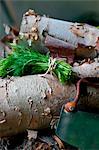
[73,61,99,78]
[20,10,99,59]
[0,10,99,138]
[0,75,99,137]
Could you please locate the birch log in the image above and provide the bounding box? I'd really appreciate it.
[73,61,99,78]
[19,10,99,77]
[19,9,99,58]
[0,75,99,137]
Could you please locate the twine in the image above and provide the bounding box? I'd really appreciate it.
[39,57,57,77]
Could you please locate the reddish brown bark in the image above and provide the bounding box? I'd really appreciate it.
[19,10,99,60]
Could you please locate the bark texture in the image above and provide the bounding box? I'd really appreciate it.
[73,61,99,78]
[0,75,99,137]
[19,10,99,58]
[0,10,99,138]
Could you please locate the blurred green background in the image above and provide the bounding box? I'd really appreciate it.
[0,0,99,38]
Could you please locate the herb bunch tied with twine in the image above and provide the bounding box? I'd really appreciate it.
[0,44,73,84]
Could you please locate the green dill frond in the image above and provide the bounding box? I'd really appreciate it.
[0,44,73,84]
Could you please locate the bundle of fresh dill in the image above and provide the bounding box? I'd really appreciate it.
[0,44,73,84]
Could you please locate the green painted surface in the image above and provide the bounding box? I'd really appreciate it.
[56,107,99,149]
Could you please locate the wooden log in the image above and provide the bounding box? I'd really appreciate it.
[73,61,99,78]
[0,75,98,137]
[19,9,99,59]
